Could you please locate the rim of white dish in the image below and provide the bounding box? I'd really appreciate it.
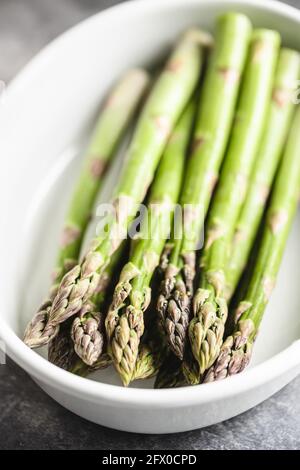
[1,0,300,408]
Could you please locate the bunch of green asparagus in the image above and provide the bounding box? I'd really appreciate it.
[24,12,300,388]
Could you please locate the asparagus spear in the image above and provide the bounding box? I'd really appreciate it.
[71,244,124,366]
[189,29,281,379]
[70,292,106,366]
[105,102,195,386]
[42,30,210,341]
[24,69,150,348]
[204,104,300,382]
[56,70,150,280]
[225,48,300,300]
[158,12,252,360]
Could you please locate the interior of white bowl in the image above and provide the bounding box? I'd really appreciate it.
[1,0,300,391]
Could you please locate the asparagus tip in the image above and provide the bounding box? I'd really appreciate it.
[203,322,254,383]
[71,311,104,366]
[23,308,59,349]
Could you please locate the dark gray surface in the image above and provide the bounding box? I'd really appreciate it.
[1,0,300,450]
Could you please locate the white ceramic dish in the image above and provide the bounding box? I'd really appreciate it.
[1,0,300,434]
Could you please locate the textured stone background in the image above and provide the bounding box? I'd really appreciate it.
[0,0,300,450]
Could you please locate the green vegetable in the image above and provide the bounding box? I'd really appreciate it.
[189,29,280,379]
[158,12,252,360]
[42,29,210,340]
[105,102,195,385]
[204,104,300,382]
[24,69,149,348]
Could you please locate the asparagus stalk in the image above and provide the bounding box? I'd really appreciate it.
[71,244,124,366]
[24,69,150,348]
[189,29,280,379]
[105,102,195,386]
[204,104,300,382]
[42,30,210,341]
[158,12,252,360]
[56,70,150,280]
[225,48,300,300]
